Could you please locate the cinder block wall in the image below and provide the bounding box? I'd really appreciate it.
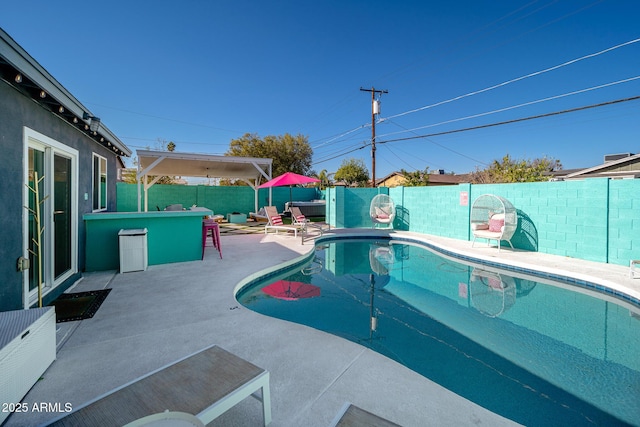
[114,180,639,265]
[608,179,640,265]
[116,183,319,215]
[327,178,640,266]
[391,185,471,240]
[467,179,610,262]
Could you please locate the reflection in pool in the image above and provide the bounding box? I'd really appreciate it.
[237,239,640,426]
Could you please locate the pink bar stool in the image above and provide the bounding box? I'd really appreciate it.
[202,219,222,259]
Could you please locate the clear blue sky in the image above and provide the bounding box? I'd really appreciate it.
[2,1,639,179]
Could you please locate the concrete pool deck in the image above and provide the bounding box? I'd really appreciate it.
[6,229,639,426]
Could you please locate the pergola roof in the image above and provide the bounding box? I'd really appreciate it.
[137,150,272,180]
[135,150,273,212]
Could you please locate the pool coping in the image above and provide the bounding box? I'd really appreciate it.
[235,229,640,310]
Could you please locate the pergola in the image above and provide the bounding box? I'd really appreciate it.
[136,150,273,212]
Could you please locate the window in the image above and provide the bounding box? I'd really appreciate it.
[93,154,107,211]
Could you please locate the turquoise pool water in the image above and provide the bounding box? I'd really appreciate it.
[237,238,640,426]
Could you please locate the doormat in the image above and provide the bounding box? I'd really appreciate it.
[49,289,112,323]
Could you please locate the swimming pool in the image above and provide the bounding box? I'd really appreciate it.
[236,237,640,426]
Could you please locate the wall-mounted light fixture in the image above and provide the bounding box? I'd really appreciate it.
[15,74,22,83]
[82,112,101,132]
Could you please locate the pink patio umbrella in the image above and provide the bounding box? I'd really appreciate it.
[261,280,321,301]
[258,172,320,206]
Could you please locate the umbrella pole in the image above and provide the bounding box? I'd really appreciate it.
[289,185,293,211]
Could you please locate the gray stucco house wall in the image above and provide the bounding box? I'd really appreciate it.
[0,28,131,311]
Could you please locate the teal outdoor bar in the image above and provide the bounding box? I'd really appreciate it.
[84,209,212,272]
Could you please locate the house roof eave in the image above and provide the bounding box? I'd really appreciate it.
[565,153,640,178]
[0,28,131,157]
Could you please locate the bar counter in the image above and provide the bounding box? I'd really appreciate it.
[83,208,212,272]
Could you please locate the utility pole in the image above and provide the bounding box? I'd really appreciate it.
[360,87,388,187]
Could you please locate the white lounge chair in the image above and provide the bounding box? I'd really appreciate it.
[47,345,271,426]
[290,206,325,242]
[123,411,205,426]
[250,207,269,222]
[264,206,302,237]
[330,402,400,427]
[370,194,396,229]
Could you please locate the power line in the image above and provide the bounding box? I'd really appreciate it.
[377,95,640,145]
[311,27,635,171]
[382,37,640,122]
[379,75,640,138]
[384,119,489,166]
[313,142,369,165]
[311,123,370,149]
[86,102,244,134]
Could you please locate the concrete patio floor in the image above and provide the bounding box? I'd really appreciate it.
[6,229,639,427]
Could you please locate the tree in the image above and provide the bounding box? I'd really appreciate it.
[150,139,178,184]
[312,169,331,189]
[226,133,313,182]
[470,155,562,183]
[334,158,369,187]
[121,139,179,185]
[121,168,138,184]
[400,167,430,186]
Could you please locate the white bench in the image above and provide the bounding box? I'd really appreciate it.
[0,308,56,425]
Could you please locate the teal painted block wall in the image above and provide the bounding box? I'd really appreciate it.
[325,187,340,227]
[116,183,320,214]
[608,179,640,265]
[328,187,391,228]
[390,185,470,239]
[325,178,640,266]
[467,179,610,262]
[84,211,208,271]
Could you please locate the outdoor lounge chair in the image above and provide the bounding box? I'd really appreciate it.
[470,194,517,252]
[290,206,311,227]
[290,206,325,232]
[47,345,272,426]
[330,402,400,427]
[370,194,396,229]
[250,207,269,222]
[290,206,325,242]
[264,206,302,237]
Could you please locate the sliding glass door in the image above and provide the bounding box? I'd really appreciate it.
[54,153,72,279]
[24,129,77,307]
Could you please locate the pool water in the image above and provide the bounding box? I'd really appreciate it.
[237,239,640,426]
